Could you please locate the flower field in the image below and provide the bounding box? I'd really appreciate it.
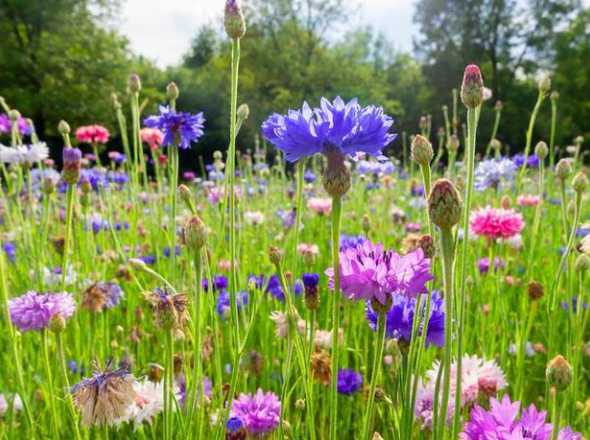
[0,1,590,439]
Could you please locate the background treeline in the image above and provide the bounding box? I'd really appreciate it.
[0,0,588,167]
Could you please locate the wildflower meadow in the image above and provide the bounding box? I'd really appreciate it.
[0,1,590,439]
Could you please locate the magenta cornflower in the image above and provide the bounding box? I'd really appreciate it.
[325,240,432,306]
[230,389,281,436]
[470,206,524,240]
[8,291,76,332]
[461,394,582,439]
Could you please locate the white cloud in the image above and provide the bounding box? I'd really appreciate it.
[120,0,417,67]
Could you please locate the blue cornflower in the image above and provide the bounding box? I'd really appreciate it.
[366,291,445,347]
[356,159,395,176]
[474,158,517,191]
[261,97,395,162]
[339,234,368,251]
[512,153,540,169]
[266,275,285,301]
[226,417,244,433]
[215,290,248,319]
[163,245,181,258]
[144,105,205,150]
[202,275,229,292]
[3,242,16,262]
[337,369,363,395]
[304,169,316,183]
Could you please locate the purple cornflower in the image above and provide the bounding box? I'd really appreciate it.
[326,240,433,305]
[276,208,296,229]
[366,291,445,347]
[230,389,281,436]
[303,169,316,183]
[3,242,16,262]
[512,153,540,169]
[163,245,181,258]
[248,274,265,290]
[474,158,517,191]
[8,291,76,332]
[339,234,368,251]
[261,97,395,162]
[477,257,506,274]
[0,113,31,136]
[337,369,363,395]
[216,290,248,318]
[461,394,582,439]
[144,105,205,150]
[356,159,395,176]
[266,275,285,301]
[202,275,228,292]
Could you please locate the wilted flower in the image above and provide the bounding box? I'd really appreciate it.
[81,282,124,313]
[147,288,189,330]
[311,350,332,385]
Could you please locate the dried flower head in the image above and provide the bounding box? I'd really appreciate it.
[147,288,189,330]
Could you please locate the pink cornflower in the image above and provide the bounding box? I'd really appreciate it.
[470,206,524,240]
[140,128,164,150]
[297,243,319,264]
[307,197,332,216]
[75,125,110,144]
[325,240,433,305]
[516,194,541,207]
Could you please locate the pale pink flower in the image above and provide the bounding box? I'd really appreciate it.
[270,311,305,338]
[516,194,541,207]
[314,328,343,349]
[140,128,164,150]
[307,197,332,215]
[218,259,237,272]
[76,125,110,144]
[470,206,524,240]
[297,243,319,264]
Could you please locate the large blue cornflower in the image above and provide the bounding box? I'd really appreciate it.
[474,158,517,191]
[144,105,205,150]
[366,291,445,347]
[261,97,395,162]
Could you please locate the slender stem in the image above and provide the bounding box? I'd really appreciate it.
[329,196,342,440]
[57,333,82,440]
[419,163,433,236]
[550,99,558,169]
[294,160,305,267]
[485,108,501,157]
[61,185,76,290]
[452,106,478,437]
[518,90,545,187]
[362,312,386,439]
[42,330,60,438]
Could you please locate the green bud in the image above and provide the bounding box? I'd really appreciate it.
[461,65,484,109]
[534,141,548,160]
[428,178,462,230]
[58,120,71,135]
[129,73,142,93]
[538,74,551,93]
[572,171,588,193]
[8,109,20,121]
[268,246,284,268]
[166,82,179,101]
[183,215,208,251]
[411,134,433,166]
[550,91,560,101]
[574,254,590,273]
[546,355,572,391]
[555,159,572,181]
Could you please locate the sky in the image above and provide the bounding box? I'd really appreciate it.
[121,0,417,67]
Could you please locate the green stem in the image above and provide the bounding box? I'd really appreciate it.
[57,333,82,440]
[550,99,557,169]
[61,185,76,291]
[518,90,545,187]
[362,312,386,439]
[329,196,342,440]
[42,330,60,438]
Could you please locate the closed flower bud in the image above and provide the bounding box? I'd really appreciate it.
[546,355,572,391]
[448,134,460,152]
[128,73,142,93]
[237,103,249,123]
[411,135,433,165]
[147,363,164,382]
[527,281,544,301]
[224,0,246,40]
[428,178,462,230]
[268,246,284,268]
[500,195,512,209]
[490,138,502,153]
[574,254,590,273]
[302,273,320,311]
[62,147,82,185]
[183,215,208,251]
[112,93,122,111]
[8,109,20,121]
[555,159,572,181]
[50,314,66,333]
[495,100,503,111]
[58,120,71,135]
[166,82,179,101]
[535,141,548,160]
[322,148,351,198]
[538,74,551,93]
[550,91,560,101]
[572,171,588,193]
[419,116,428,131]
[295,399,305,410]
[461,64,484,109]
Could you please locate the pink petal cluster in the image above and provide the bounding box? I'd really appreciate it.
[325,240,433,305]
[470,206,524,240]
[415,354,507,429]
[516,194,541,207]
[75,125,110,144]
[140,128,164,150]
[297,243,319,258]
[307,197,332,215]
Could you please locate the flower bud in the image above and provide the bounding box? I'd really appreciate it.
[8,109,20,122]
[535,141,548,160]
[428,178,462,230]
[362,214,371,235]
[129,73,142,93]
[546,355,572,391]
[538,74,551,93]
[550,91,560,101]
[183,215,208,251]
[572,171,588,194]
[58,120,71,135]
[49,314,66,333]
[268,246,284,268]
[224,0,246,40]
[419,116,428,131]
[490,138,502,153]
[495,100,503,111]
[322,148,351,198]
[448,134,460,152]
[237,103,250,123]
[147,363,164,383]
[574,254,590,273]
[461,64,484,109]
[555,159,572,181]
[527,281,544,301]
[166,82,179,101]
[302,273,320,311]
[62,147,82,185]
[112,93,122,111]
[411,135,433,166]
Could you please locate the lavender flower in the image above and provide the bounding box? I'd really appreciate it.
[230,389,281,436]
[512,153,540,169]
[366,291,445,347]
[144,105,205,150]
[326,240,433,305]
[8,291,76,332]
[461,394,582,439]
[3,242,16,262]
[339,234,368,251]
[337,369,363,395]
[216,290,248,318]
[261,97,395,162]
[474,158,517,191]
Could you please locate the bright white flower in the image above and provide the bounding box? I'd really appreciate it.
[0,393,22,416]
[501,233,523,250]
[128,380,165,426]
[244,211,265,226]
[270,311,306,338]
[0,145,20,164]
[0,143,48,164]
[23,142,49,163]
[42,265,77,286]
